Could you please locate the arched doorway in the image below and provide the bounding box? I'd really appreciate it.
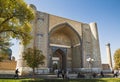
[52,49,66,70]
[49,23,82,71]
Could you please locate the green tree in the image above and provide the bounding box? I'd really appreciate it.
[0,38,12,48]
[0,48,10,61]
[114,49,120,69]
[0,0,34,45]
[23,48,45,75]
[0,37,13,61]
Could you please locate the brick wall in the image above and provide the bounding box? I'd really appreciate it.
[0,61,16,70]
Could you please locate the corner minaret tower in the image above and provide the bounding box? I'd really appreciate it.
[106,43,113,70]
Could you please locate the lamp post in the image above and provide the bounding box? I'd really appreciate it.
[86,57,94,78]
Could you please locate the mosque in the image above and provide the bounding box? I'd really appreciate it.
[17,4,102,75]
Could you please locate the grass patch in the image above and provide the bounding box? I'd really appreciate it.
[0,79,34,82]
[0,78,120,82]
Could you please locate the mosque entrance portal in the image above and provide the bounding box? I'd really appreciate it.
[52,48,66,71]
[49,23,82,71]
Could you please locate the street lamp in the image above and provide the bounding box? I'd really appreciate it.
[86,57,94,78]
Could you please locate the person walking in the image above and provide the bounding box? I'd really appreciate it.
[113,70,118,78]
[100,71,104,77]
[14,69,19,79]
[62,70,65,79]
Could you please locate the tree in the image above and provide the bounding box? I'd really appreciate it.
[0,0,35,45]
[23,48,45,75]
[114,49,120,69]
[0,37,13,61]
[0,48,11,61]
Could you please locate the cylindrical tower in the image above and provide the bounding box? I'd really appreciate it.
[106,43,113,70]
[89,22,102,69]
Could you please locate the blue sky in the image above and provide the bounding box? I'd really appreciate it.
[11,0,120,64]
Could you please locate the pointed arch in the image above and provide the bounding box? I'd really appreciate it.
[49,22,82,44]
[49,22,83,70]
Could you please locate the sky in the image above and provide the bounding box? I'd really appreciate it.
[11,0,120,64]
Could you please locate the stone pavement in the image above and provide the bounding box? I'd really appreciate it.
[0,73,117,79]
[0,74,59,79]
[0,73,78,79]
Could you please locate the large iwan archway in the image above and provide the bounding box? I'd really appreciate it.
[49,23,82,71]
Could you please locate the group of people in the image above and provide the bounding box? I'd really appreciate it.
[57,70,69,79]
[92,71,104,78]
[56,70,105,79]
[14,69,120,79]
[92,70,120,78]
